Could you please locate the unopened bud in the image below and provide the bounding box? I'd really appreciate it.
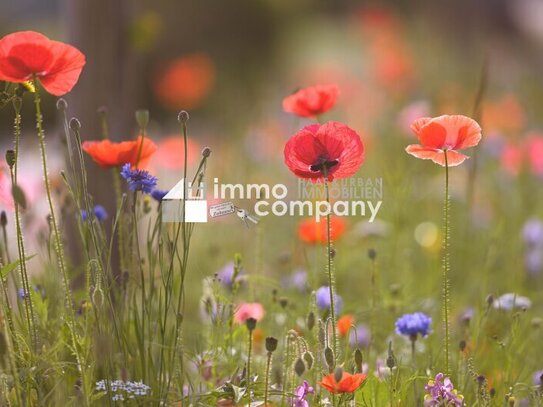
[279,297,288,309]
[368,248,377,260]
[202,147,211,158]
[354,348,363,373]
[69,118,81,131]
[135,109,149,129]
[294,358,305,376]
[324,347,335,369]
[307,311,315,331]
[0,211,7,227]
[56,98,68,111]
[13,96,22,111]
[178,110,190,123]
[246,318,257,331]
[5,150,15,168]
[303,352,314,370]
[334,367,343,383]
[459,340,467,352]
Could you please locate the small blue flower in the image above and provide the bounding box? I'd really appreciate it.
[395,312,432,339]
[81,205,108,222]
[120,163,157,194]
[151,189,168,202]
[315,286,342,314]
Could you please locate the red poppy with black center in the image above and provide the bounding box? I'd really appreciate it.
[284,121,364,181]
[82,136,157,169]
[0,31,85,96]
[319,372,367,394]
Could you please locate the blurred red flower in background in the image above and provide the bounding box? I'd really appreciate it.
[501,133,543,176]
[234,303,265,324]
[0,31,85,96]
[338,314,354,337]
[405,115,482,166]
[82,136,157,169]
[284,122,364,181]
[298,217,346,245]
[151,135,200,170]
[319,372,367,393]
[282,84,339,118]
[153,53,215,110]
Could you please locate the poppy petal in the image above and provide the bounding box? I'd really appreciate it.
[0,31,53,81]
[425,115,482,150]
[405,145,468,166]
[38,40,85,96]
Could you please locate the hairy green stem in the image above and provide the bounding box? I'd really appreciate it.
[443,150,451,374]
[264,351,272,406]
[323,176,338,357]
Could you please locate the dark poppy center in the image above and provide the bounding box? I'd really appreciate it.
[310,156,339,173]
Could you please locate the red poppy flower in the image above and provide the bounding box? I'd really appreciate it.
[282,84,339,118]
[153,53,215,110]
[501,133,543,176]
[151,135,200,170]
[82,136,157,169]
[284,121,364,181]
[298,216,346,245]
[405,115,482,166]
[338,314,354,337]
[0,31,85,96]
[319,372,367,393]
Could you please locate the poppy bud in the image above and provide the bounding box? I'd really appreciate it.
[354,348,363,373]
[459,340,467,352]
[56,98,68,111]
[265,337,278,353]
[476,375,485,386]
[303,352,314,370]
[279,297,288,309]
[178,110,190,123]
[202,147,211,158]
[246,317,257,331]
[489,388,496,398]
[334,367,343,383]
[5,150,15,169]
[318,321,325,346]
[307,311,315,331]
[135,109,149,129]
[486,294,494,307]
[324,347,334,369]
[0,211,7,227]
[368,248,377,260]
[294,358,305,376]
[386,342,396,369]
[69,118,81,131]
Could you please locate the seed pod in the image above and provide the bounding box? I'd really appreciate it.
[0,211,7,227]
[246,318,257,331]
[202,147,212,158]
[294,358,305,376]
[178,110,190,123]
[265,337,278,353]
[5,150,15,168]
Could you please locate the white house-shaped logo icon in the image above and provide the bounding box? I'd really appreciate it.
[162,179,207,223]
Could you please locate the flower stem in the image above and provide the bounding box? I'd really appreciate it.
[323,176,338,357]
[247,329,253,405]
[443,150,451,375]
[264,351,272,406]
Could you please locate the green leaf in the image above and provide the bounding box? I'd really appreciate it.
[0,255,35,279]
[11,184,27,210]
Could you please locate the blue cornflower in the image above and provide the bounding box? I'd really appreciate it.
[151,189,168,202]
[315,286,343,314]
[120,163,157,194]
[81,205,108,222]
[395,312,432,339]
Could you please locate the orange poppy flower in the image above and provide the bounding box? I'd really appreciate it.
[298,217,346,245]
[405,115,482,166]
[338,315,354,337]
[153,53,215,110]
[319,372,367,393]
[82,136,157,169]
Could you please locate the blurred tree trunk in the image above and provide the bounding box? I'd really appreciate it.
[63,0,145,273]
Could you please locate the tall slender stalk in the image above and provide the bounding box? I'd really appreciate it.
[323,175,338,356]
[11,97,37,351]
[443,150,451,374]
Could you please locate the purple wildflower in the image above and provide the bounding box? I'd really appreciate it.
[424,373,464,406]
[81,205,108,222]
[395,312,432,339]
[522,218,543,247]
[282,268,308,292]
[493,293,532,311]
[533,370,543,386]
[349,324,371,348]
[120,163,157,194]
[292,380,314,407]
[151,189,168,202]
[216,262,244,288]
[315,286,343,314]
